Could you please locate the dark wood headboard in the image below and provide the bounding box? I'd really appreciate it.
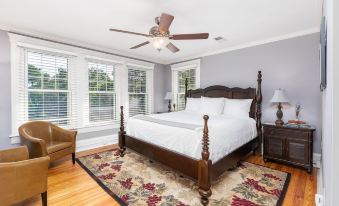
[186,86,256,118]
[184,71,263,142]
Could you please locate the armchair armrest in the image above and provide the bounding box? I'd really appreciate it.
[0,156,50,204]
[51,125,77,145]
[0,146,29,163]
[19,132,48,158]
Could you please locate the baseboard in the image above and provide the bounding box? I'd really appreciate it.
[76,134,118,152]
[313,153,321,168]
[315,159,324,206]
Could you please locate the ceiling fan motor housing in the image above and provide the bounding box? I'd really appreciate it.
[149,25,169,37]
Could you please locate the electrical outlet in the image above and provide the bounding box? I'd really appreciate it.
[315,194,324,206]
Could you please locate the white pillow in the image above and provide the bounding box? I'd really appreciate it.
[223,98,253,117]
[185,98,201,112]
[200,97,225,115]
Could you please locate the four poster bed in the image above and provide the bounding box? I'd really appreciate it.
[118,71,263,205]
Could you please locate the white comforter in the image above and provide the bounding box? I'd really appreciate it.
[126,111,257,163]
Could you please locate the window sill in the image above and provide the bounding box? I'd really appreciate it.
[9,123,120,144]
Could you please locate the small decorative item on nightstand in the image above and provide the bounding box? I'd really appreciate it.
[164,92,173,112]
[263,123,315,173]
[270,89,289,126]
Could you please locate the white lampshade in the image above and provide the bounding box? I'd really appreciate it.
[164,92,173,100]
[270,89,289,103]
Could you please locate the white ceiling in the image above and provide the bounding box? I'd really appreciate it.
[0,0,322,64]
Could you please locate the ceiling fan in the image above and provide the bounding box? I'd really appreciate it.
[109,13,209,53]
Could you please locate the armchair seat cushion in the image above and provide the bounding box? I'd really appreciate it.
[47,141,72,154]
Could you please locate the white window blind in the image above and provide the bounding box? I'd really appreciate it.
[176,69,196,111]
[87,61,117,124]
[24,50,74,127]
[128,66,152,117]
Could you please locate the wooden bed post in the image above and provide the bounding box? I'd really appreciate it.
[198,115,212,206]
[256,71,263,151]
[119,106,126,157]
[184,78,188,106]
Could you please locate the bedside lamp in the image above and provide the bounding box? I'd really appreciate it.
[270,89,289,126]
[164,92,173,112]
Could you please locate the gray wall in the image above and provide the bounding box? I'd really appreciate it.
[153,64,172,112]
[0,30,12,149]
[200,33,322,153]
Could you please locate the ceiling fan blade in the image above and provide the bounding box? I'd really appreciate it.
[159,13,174,32]
[166,42,180,53]
[130,41,150,49]
[170,33,209,40]
[109,29,151,37]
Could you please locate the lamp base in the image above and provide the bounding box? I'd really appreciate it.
[275,119,284,126]
[168,100,171,112]
[275,103,284,126]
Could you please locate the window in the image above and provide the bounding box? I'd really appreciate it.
[171,60,200,111]
[88,61,117,124]
[176,69,196,111]
[128,67,152,117]
[10,33,155,139]
[26,51,70,126]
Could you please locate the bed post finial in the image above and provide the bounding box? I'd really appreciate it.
[256,71,263,150]
[119,106,126,157]
[198,115,212,206]
[185,78,188,106]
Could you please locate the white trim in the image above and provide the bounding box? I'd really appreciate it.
[77,124,120,134]
[171,59,201,71]
[76,134,118,152]
[164,28,320,65]
[85,55,123,64]
[17,42,77,57]
[126,62,154,70]
[313,153,322,168]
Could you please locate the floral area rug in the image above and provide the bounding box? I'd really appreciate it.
[76,149,290,206]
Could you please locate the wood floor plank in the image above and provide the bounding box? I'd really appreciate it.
[14,145,316,206]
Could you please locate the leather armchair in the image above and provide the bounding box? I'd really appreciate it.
[0,146,49,206]
[19,121,78,164]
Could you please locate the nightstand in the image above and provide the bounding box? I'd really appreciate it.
[263,123,315,173]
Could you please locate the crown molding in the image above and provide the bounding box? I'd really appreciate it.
[0,24,320,66]
[0,24,163,64]
[163,27,320,65]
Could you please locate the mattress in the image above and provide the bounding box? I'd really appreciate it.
[126,111,257,163]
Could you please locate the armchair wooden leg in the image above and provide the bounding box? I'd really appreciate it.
[41,191,47,206]
[72,153,75,164]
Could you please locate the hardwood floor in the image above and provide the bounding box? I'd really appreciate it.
[15,145,317,206]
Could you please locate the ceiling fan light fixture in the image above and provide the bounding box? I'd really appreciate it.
[151,36,169,51]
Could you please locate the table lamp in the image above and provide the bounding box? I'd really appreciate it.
[270,89,289,126]
[164,92,173,112]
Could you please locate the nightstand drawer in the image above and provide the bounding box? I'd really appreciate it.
[264,127,310,141]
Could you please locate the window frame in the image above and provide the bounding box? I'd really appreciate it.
[127,64,154,117]
[87,59,118,125]
[171,59,201,111]
[25,49,72,126]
